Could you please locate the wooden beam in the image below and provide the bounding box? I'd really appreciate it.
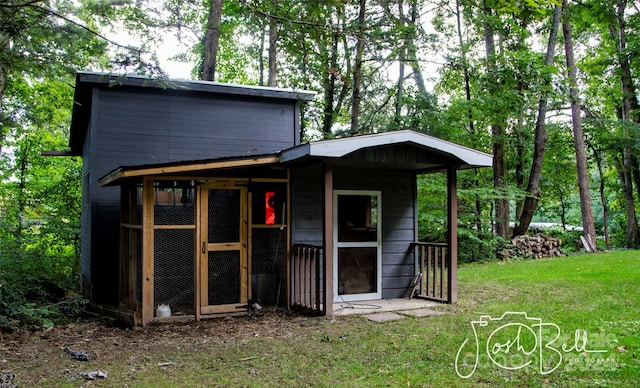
[447,167,458,304]
[199,187,209,315]
[126,184,139,311]
[323,163,334,316]
[98,156,280,187]
[195,185,202,322]
[119,185,128,307]
[141,178,155,325]
[285,169,291,311]
[240,187,248,305]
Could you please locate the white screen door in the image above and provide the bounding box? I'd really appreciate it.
[333,190,382,302]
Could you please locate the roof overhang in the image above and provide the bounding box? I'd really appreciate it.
[280,130,492,171]
[99,155,279,186]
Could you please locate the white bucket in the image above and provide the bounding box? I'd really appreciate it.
[156,304,171,318]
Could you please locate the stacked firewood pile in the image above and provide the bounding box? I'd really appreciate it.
[509,235,567,259]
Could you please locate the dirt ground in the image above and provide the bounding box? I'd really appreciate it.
[0,309,317,386]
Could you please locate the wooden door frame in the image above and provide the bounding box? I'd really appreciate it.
[197,182,249,317]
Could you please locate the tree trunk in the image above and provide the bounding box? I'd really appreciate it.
[513,5,561,237]
[482,0,508,239]
[456,0,474,137]
[515,101,525,221]
[614,0,640,248]
[395,0,406,123]
[202,0,223,81]
[350,0,366,135]
[259,26,265,86]
[0,27,9,155]
[267,0,278,87]
[589,142,611,250]
[396,55,405,121]
[454,0,482,233]
[633,157,640,208]
[562,0,598,251]
[322,31,339,139]
[407,1,428,99]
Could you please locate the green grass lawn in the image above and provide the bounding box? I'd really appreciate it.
[7,251,640,387]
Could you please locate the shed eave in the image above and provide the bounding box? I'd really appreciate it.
[98,155,280,187]
[75,71,316,101]
[280,130,493,168]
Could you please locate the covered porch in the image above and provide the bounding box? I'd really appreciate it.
[284,130,491,316]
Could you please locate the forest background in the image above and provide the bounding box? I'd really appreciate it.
[0,0,639,330]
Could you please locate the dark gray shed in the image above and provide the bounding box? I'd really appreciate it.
[69,72,492,325]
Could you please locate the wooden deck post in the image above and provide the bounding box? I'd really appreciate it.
[141,178,155,325]
[323,163,334,316]
[447,167,458,304]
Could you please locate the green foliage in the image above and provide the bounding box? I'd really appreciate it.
[0,262,87,331]
[0,78,84,330]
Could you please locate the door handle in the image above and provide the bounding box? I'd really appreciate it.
[202,241,207,254]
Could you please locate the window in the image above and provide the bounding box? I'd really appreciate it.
[251,183,286,225]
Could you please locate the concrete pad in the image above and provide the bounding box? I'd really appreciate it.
[397,308,446,318]
[334,298,439,316]
[365,312,406,323]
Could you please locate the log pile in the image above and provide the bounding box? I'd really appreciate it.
[510,235,566,259]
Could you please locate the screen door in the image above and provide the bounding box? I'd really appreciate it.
[333,190,382,302]
[199,184,248,314]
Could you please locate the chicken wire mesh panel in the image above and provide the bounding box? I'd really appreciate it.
[251,228,287,307]
[208,189,240,243]
[207,251,240,305]
[154,185,195,225]
[154,229,195,315]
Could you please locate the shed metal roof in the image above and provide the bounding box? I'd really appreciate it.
[74,71,316,101]
[280,130,493,170]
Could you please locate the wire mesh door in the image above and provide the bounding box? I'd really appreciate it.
[199,185,248,315]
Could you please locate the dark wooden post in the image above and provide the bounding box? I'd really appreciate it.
[447,167,458,304]
[323,163,334,315]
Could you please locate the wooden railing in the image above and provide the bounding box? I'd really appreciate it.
[291,244,324,315]
[411,242,451,303]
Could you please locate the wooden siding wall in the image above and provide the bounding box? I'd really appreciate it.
[291,162,417,299]
[95,89,298,164]
[291,163,324,246]
[85,87,300,305]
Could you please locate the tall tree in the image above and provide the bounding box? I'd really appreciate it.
[562,0,598,251]
[202,0,223,81]
[513,5,561,237]
[482,0,508,239]
[612,0,640,248]
[350,0,367,135]
[267,0,278,86]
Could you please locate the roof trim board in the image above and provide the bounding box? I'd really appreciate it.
[280,130,493,169]
[99,155,279,186]
[75,71,316,101]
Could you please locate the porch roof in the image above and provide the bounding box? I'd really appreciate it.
[280,130,492,171]
[99,154,280,186]
[98,130,492,187]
